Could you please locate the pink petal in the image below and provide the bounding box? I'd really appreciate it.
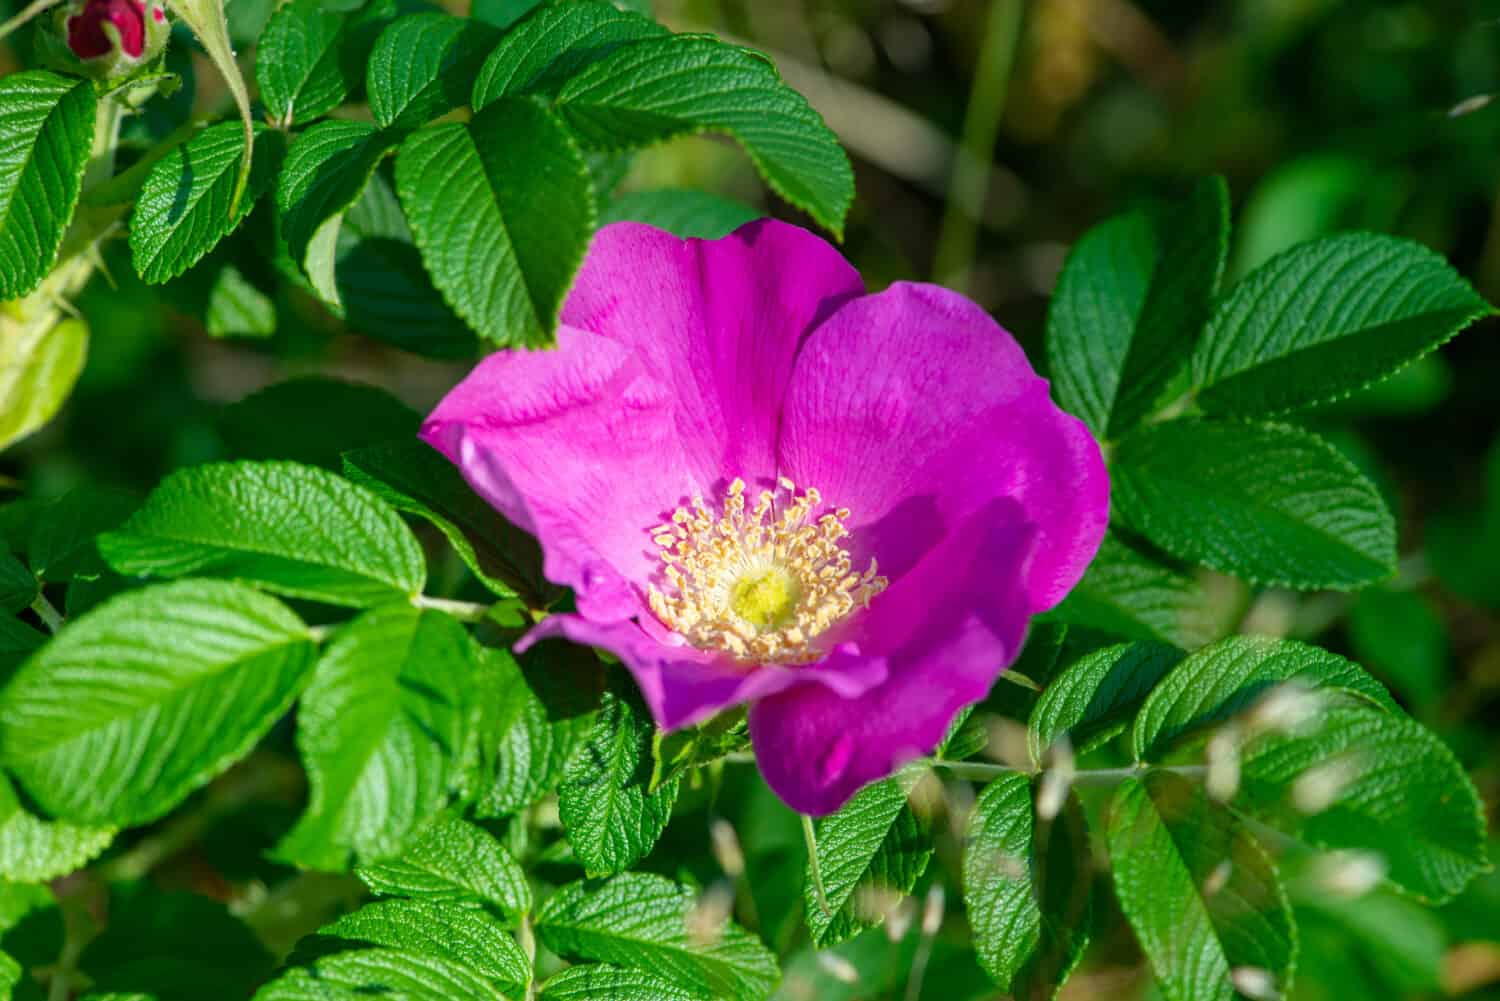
[421,327,700,622]
[518,615,889,731]
[778,281,1109,612]
[562,220,864,489]
[748,499,1036,815]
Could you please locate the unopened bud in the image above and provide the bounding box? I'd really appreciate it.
[41,0,171,83]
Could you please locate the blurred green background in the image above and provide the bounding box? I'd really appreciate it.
[3,0,1500,997]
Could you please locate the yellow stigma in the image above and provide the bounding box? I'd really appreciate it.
[647,477,887,664]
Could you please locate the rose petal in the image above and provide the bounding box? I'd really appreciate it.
[778,281,1109,612]
[421,327,700,622]
[563,219,864,490]
[519,615,889,731]
[748,498,1036,815]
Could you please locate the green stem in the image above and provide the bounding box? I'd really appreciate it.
[518,914,538,1001]
[725,752,1208,789]
[44,886,93,1001]
[931,0,1025,290]
[30,593,63,634]
[98,758,293,882]
[413,595,495,622]
[84,94,126,191]
[0,0,62,45]
[801,814,832,917]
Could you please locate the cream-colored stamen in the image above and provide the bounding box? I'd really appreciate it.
[647,477,887,663]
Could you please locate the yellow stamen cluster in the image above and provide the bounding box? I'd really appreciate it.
[648,477,887,664]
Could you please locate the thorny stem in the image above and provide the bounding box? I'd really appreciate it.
[801,814,832,917]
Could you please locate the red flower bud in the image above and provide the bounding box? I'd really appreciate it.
[41,0,169,81]
[67,0,150,60]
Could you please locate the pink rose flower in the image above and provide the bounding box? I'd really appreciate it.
[422,220,1109,814]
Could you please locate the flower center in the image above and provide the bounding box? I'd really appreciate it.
[730,567,802,631]
[648,478,887,664]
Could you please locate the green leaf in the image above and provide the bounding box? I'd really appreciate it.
[0,552,34,615]
[255,0,397,126]
[1238,700,1488,903]
[276,606,476,869]
[253,945,511,1001]
[323,172,479,359]
[1028,642,1185,764]
[1107,772,1295,1001]
[204,264,276,339]
[805,769,932,948]
[357,816,531,923]
[555,35,853,238]
[537,873,778,1001]
[367,13,501,132]
[0,318,87,454]
[1345,586,1448,709]
[0,618,46,682]
[602,188,761,240]
[542,964,709,1001]
[129,122,285,284]
[276,119,397,295]
[343,439,548,600]
[395,99,594,348]
[0,771,115,882]
[0,72,96,301]
[0,579,315,826]
[219,378,418,471]
[1131,635,1398,762]
[1049,531,1241,649]
[558,689,679,877]
[1046,177,1229,437]
[0,949,20,999]
[99,460,426,607]
[471,0,665,107]
[963,775,1092,998]
[1193,233,1494,416]
[1292,885,1444,996]
[472,0,546,30]
[78,883,272,999]
[320,898,529,994]
[650,711,749,792]
[1112,419,1396,590]
[475,644,603,818]
[25,484,138,583]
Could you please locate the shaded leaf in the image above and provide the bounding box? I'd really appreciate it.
[1193,233,1494,416]
[1112,420,1396,590]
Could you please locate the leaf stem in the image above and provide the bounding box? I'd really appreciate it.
[931,0,1026,289]
[413,594,494,622]
[801,814,832,917]
[0,0,62,44]
[30,592,64,634]
[518,913,538,1001]
[724,752,1207,789]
